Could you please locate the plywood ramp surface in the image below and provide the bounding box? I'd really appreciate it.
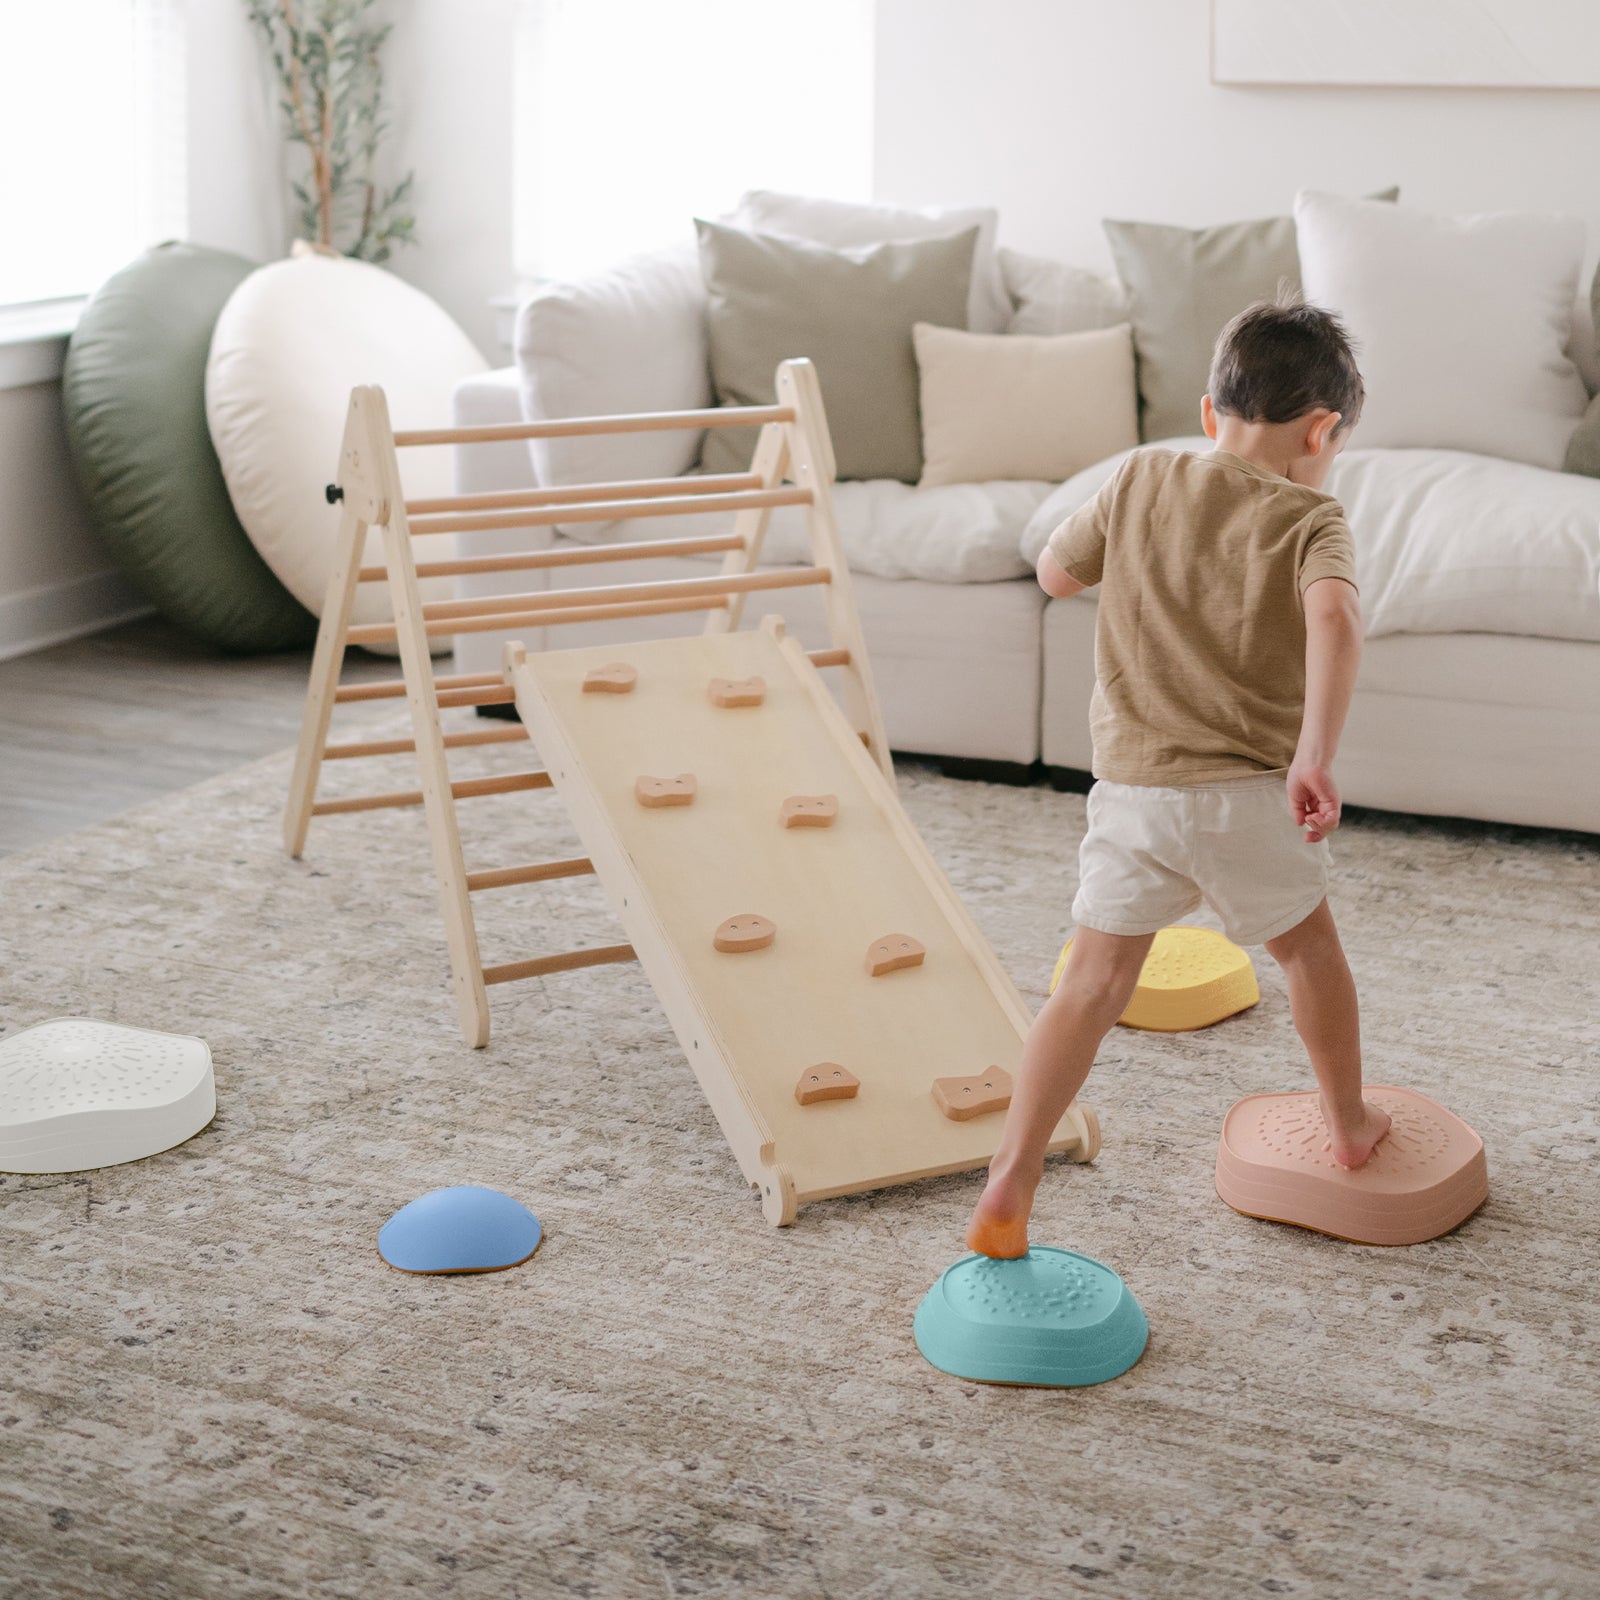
[510,624,1089,1223]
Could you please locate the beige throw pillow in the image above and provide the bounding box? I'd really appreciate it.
[913,322,1139,488]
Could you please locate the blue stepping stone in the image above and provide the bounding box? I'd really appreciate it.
[914,1246,1148,1387]
[378,1185,543,1275]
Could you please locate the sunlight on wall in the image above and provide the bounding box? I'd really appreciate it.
[514,0,873,281]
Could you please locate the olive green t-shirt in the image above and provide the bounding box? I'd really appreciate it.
[1047,447,1359,785]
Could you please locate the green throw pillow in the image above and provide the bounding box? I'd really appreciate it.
[62,242,315,652]
[1105,189,1398,443]
[1564,264,1600,477]
[695,219,977,483]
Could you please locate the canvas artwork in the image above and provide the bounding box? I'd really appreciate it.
[1211,0,1600,88]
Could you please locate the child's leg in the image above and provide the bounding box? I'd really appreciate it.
[966,927,1155,1258]
[1263,898,1390,1168]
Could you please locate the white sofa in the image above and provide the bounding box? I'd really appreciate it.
[450,255,1600,835]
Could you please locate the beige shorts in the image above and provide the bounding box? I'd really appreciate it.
[1072,774,1329,947]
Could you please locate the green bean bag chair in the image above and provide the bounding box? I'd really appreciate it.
[62,242,316,652]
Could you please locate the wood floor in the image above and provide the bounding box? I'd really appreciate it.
[0,617,395,856]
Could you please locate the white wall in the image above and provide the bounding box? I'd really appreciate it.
[873,0,1600,275]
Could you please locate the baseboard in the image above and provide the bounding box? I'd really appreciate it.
[932,755,1042,788]
[0,569,152,662]
[1043,765,1093,794]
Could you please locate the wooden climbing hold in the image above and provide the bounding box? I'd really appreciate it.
[708,675,766,708]
[780,794,838,829]
[713,914,777,953]
[635,773,697,809]
[794,1063,860,1105]
[583,662,637,694]
[932,1066,1013,1122]
[865,933,925,976]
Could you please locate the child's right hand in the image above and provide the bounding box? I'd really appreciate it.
[1288,760,1341,843]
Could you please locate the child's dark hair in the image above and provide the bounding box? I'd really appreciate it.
[1208,295,1364,433]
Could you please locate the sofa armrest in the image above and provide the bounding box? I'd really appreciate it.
[452,367,539,497]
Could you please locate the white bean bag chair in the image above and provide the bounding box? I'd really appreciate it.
[206,254,487,636]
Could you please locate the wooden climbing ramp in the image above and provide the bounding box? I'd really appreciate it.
[284,359,1098,1224]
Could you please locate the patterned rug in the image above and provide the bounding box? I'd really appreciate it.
[2,734,1597,1600]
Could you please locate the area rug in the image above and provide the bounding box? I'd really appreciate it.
[1,736,1597,1600]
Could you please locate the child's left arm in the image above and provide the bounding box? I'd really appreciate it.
[1291,576,1362,843]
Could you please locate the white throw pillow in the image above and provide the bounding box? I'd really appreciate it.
[1021,442,1600,644]
[999,247,1129,337]
[914,322,1139,487]
[206,254,484,629]
[1293,191,1588,470]
[731,189,1010,334]
[515,244,711,534]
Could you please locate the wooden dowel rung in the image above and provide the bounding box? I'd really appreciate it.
[309,769,551,816]
[393,407,792,448]
[404,485,811,537]
[466,857,594,892]
[481,943,638,985]
[348,594,728,645]
[807,648,851,669]
[333,670,501,704]
[436,685,516,709]
[323,725,528,760]
[423,565,831,624]
[363,531,748,583]
[402,472,762,516]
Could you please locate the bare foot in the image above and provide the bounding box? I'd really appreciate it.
[966,1171,1032,1259]
[1320,1094,1392,1169]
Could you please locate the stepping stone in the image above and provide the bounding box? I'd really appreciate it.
[1215,1086,1488,1246]
[378,1185,543,1275]
[1053,926,1258,1031]
[914,1246,1148,1388]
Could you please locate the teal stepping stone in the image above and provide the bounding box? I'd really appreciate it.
[914,1246,1148,1387]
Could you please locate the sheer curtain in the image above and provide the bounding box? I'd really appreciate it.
[514,0,875,282]
[0,0,187,308]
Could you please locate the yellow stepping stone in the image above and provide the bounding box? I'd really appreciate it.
[1050,926,1259,1032]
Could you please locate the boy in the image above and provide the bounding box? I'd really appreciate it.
[968,298,1390,1261]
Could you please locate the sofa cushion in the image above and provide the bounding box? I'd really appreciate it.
[1000,247,1128,337]
[696,219,977,482]
[1294,190,1588,470]
[574,476,1048,584]
[733,189,1010,335]
[1022,442,1600,643]
[515,244,711,536]
[914,321,1138,487]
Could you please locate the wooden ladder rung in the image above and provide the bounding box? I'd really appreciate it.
[466,857,594,892]
[392,405,792,449]
[481,943,638,985]
[348,593,727,646]
[310,770,552,816]
[324,725,529,761]
[404,485,812,538]
[403,472,762,517]
[807,648,851,668]
[425,566,830,625]
[334,670,502,704]
[361,531,748,584]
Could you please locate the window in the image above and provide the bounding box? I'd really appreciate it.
[514,0,874,282]
[0,0,187,308]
